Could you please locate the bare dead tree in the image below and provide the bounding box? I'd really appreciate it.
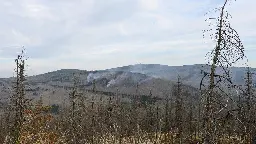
[242,67,256,142]
[201,0,246,143]
[174,76,183,143]
[66,73,85,143]
[5,48,30,144]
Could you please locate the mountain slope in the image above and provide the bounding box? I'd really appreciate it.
[1,64,254,106]
[0,67,199,106]
[108,64,256,88]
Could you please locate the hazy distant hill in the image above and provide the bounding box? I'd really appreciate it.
[1,64,255,106]
[108,64,256,88]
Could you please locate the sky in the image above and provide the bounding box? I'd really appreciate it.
[0,0,255,77]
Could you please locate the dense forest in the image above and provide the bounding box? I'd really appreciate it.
[0,0,255,143]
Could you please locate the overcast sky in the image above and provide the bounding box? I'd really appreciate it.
[0,0,255,77]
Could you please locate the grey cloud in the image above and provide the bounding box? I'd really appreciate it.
[26,34,73,59]
[84,0,138,26]
[0,0,255,77]
[0,46,23,58]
